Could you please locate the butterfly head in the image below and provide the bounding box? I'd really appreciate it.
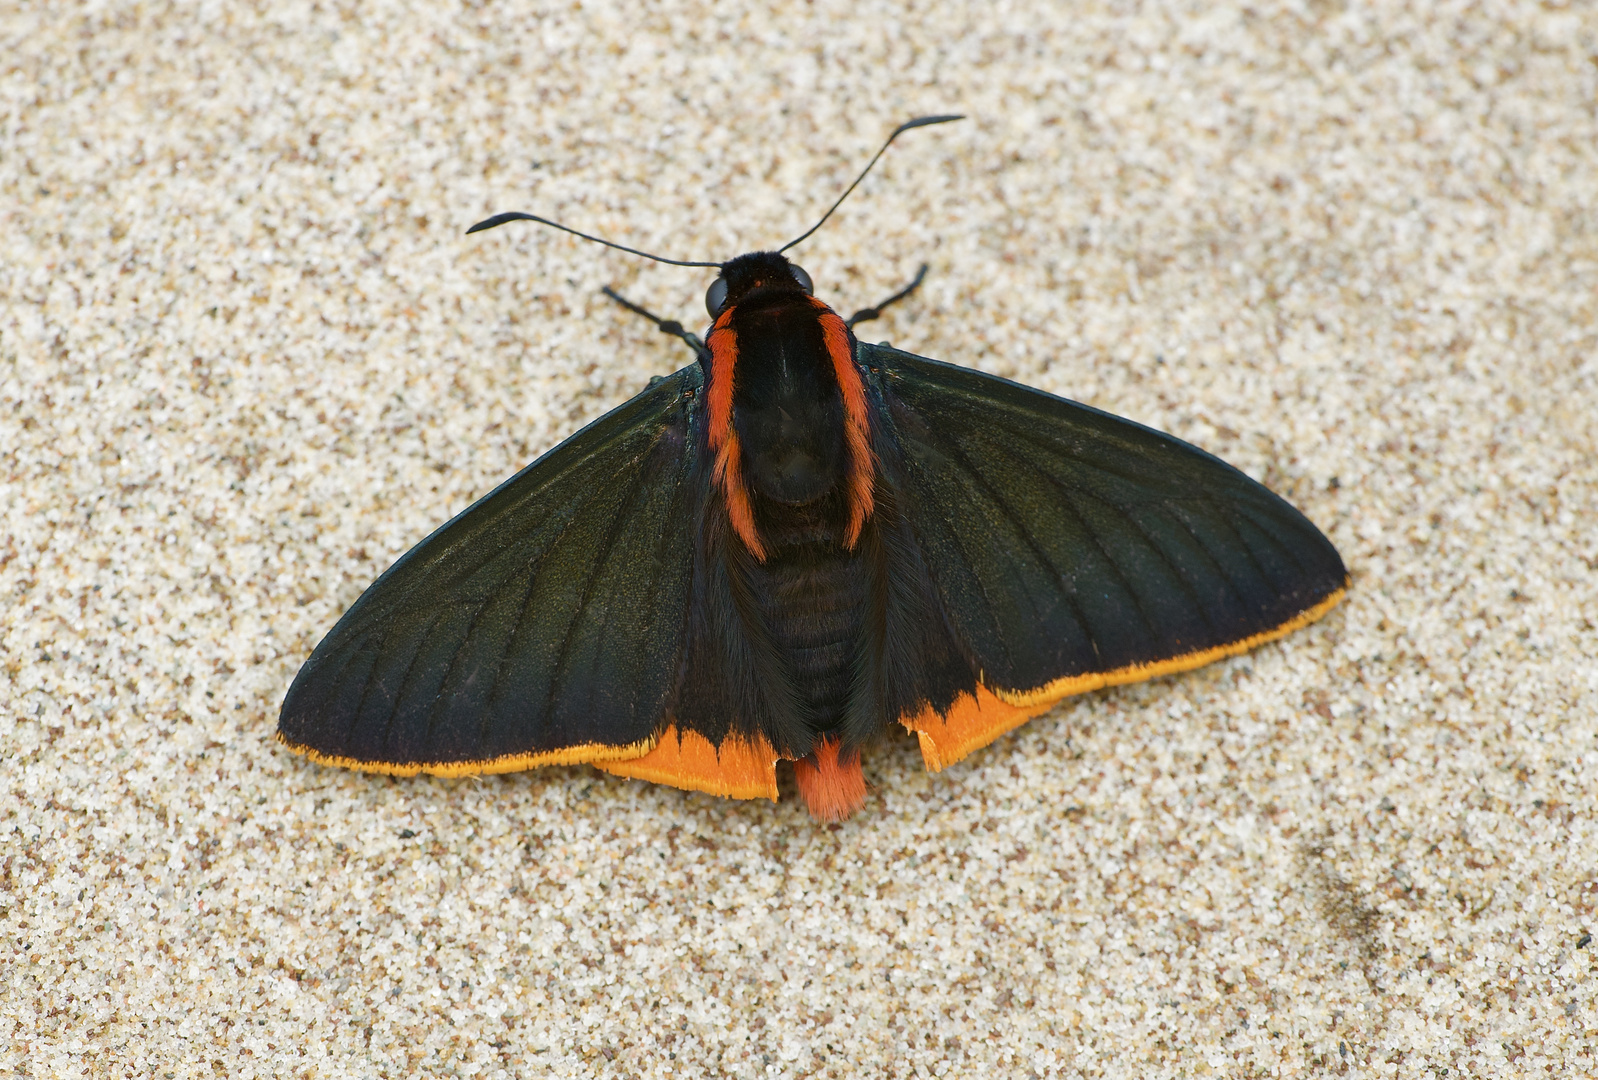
[705,252,814,319]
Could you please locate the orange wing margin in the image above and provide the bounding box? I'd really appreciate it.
[593,724,780,801]
[275,732,655,778]
[899,686,1052,772]
[902,586,1347,771]
[279,721,780,801]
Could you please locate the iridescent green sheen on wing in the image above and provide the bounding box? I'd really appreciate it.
[861,343,1347,698]
[278,366,702,770]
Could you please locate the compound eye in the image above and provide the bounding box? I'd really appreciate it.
[789,263,813,295]
[705,277,729,318]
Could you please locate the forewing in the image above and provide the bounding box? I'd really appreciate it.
[862,343,1347,759]
[277,366,702,775]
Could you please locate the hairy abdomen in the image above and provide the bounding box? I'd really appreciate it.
[752,544,867,733]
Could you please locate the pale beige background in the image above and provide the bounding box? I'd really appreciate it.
[4,1,1596,1076]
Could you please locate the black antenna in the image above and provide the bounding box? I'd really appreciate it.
[464,211,723,268]
[467,114,963,265]
[777,114,964,254]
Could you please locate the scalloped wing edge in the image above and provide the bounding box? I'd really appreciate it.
[278,722,780,802]
[902,583,1347,771]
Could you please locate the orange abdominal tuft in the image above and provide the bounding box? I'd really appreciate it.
[792,736,869,821]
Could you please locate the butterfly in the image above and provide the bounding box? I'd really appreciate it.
[277,117,1348,821]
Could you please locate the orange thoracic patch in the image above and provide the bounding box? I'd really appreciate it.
[705,312,768,560]
[593,724,779,801]
[813,301,876,547]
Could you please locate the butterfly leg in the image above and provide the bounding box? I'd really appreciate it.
[601,287,711,363]
[845,264,929,329]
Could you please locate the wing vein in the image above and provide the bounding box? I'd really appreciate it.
[1092,497,1222,638]
[335,622,388,751]
[935,395,1212,493]
[943,407,1281,643]
[904,397,1173,644]
[485,485,601,714]
[936,412,1168,646]
[379,607,448,761]
[475,545,548,755]
[1165,507,1258,615]
[1205,502,1288,591]
[906,417,1090,669]
[544,444,659,729]
[1234,502,1315,577]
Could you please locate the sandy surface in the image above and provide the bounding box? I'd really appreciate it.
[4,1,1597,1076]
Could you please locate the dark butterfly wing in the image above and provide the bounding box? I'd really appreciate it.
[277,366,704,776]
[861,342,1348,768]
